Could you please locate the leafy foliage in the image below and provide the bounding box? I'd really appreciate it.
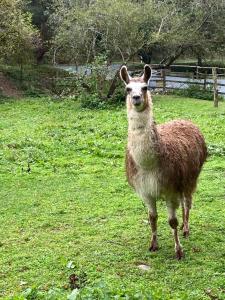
[170,84,224,101]
[2,0,225,66]
[0,0,39,63]
[48,0,225,65]
[0,64,69,97]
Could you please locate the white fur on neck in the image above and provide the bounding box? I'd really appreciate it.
[127,98,161,199]
[128,107,156,168]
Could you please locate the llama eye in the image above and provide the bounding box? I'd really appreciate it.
[142,86,148,92]
[126,87,132,93]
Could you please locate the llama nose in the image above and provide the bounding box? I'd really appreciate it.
[132,95,141,106]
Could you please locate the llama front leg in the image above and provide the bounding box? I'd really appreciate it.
[147,201,158,251]
[167,203,184,259]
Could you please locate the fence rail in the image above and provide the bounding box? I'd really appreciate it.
[149,64,225,107]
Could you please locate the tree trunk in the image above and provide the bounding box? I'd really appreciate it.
[106,69,121,99]
[53,47,59,65]
[20,63,23,84]
[106,51,138,99]
[36,45,47,64]
[197,55,203,66]
[159,45,185,68]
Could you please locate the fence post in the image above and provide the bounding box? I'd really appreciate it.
[212,67,218,107]
[203,71,207,90]
[196,66,199,79]
[161,68,166,93]
[52,77,56,92]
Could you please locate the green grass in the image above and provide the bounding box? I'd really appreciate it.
[0,96,225,300]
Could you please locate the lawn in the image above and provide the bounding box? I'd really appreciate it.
[0,95,225,300]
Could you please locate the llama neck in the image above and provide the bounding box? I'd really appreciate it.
[128,105,154,131]
[127,96,159,168]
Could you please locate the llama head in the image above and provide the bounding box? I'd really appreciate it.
[120,65,152,112]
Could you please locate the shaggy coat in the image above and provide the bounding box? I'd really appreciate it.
[126,119,207,199]
[121,64,207,259]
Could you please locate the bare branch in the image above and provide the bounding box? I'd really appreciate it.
[117,46,125,63]
[157,17,165,37]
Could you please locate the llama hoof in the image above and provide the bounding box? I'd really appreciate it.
[175,248,184,260]
[149,243,159,252]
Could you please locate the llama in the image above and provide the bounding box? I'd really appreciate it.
[120,65,207,259]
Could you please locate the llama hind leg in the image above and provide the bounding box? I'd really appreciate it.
[180,196,185,230]
[182,195,192,238]
[167,200,184,259]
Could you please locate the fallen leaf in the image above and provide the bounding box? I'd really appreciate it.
[137,264,150,271]
[192,247,201,253]
[67,261,75,269]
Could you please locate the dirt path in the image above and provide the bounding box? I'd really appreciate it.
[0,72,23,98]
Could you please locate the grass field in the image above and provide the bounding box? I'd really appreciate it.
[0,95,225,299]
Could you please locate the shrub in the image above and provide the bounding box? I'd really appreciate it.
[170,83,223,101]
[110,84,126,105]
[79,93,107,109]
[78,55,113,109]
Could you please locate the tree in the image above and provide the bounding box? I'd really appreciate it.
[145,0,225,66]
[49,0,153,64]
[49,0,225,65]
[27,0,57,63]
[0,0,39,64]
[47,0,225,97]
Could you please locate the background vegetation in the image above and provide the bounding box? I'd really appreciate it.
[2,0,225,100]
[2,0,225,65]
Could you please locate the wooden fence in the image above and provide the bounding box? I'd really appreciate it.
[15,63,224,107]
[150,64,225,107]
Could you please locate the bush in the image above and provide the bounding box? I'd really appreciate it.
[79,93,107,109]
[78,55,113,109]
[0,64,70,97]
[170,84,223,101]
[110,84,126,105]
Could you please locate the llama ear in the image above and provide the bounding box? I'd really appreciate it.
[120,66,131,84]
[142,64,152,83]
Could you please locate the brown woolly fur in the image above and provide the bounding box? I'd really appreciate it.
[125,119,207,199]
[157,120,207,197]
[121,64,207,259]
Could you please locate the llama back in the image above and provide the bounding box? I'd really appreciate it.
[157,120,207,196]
